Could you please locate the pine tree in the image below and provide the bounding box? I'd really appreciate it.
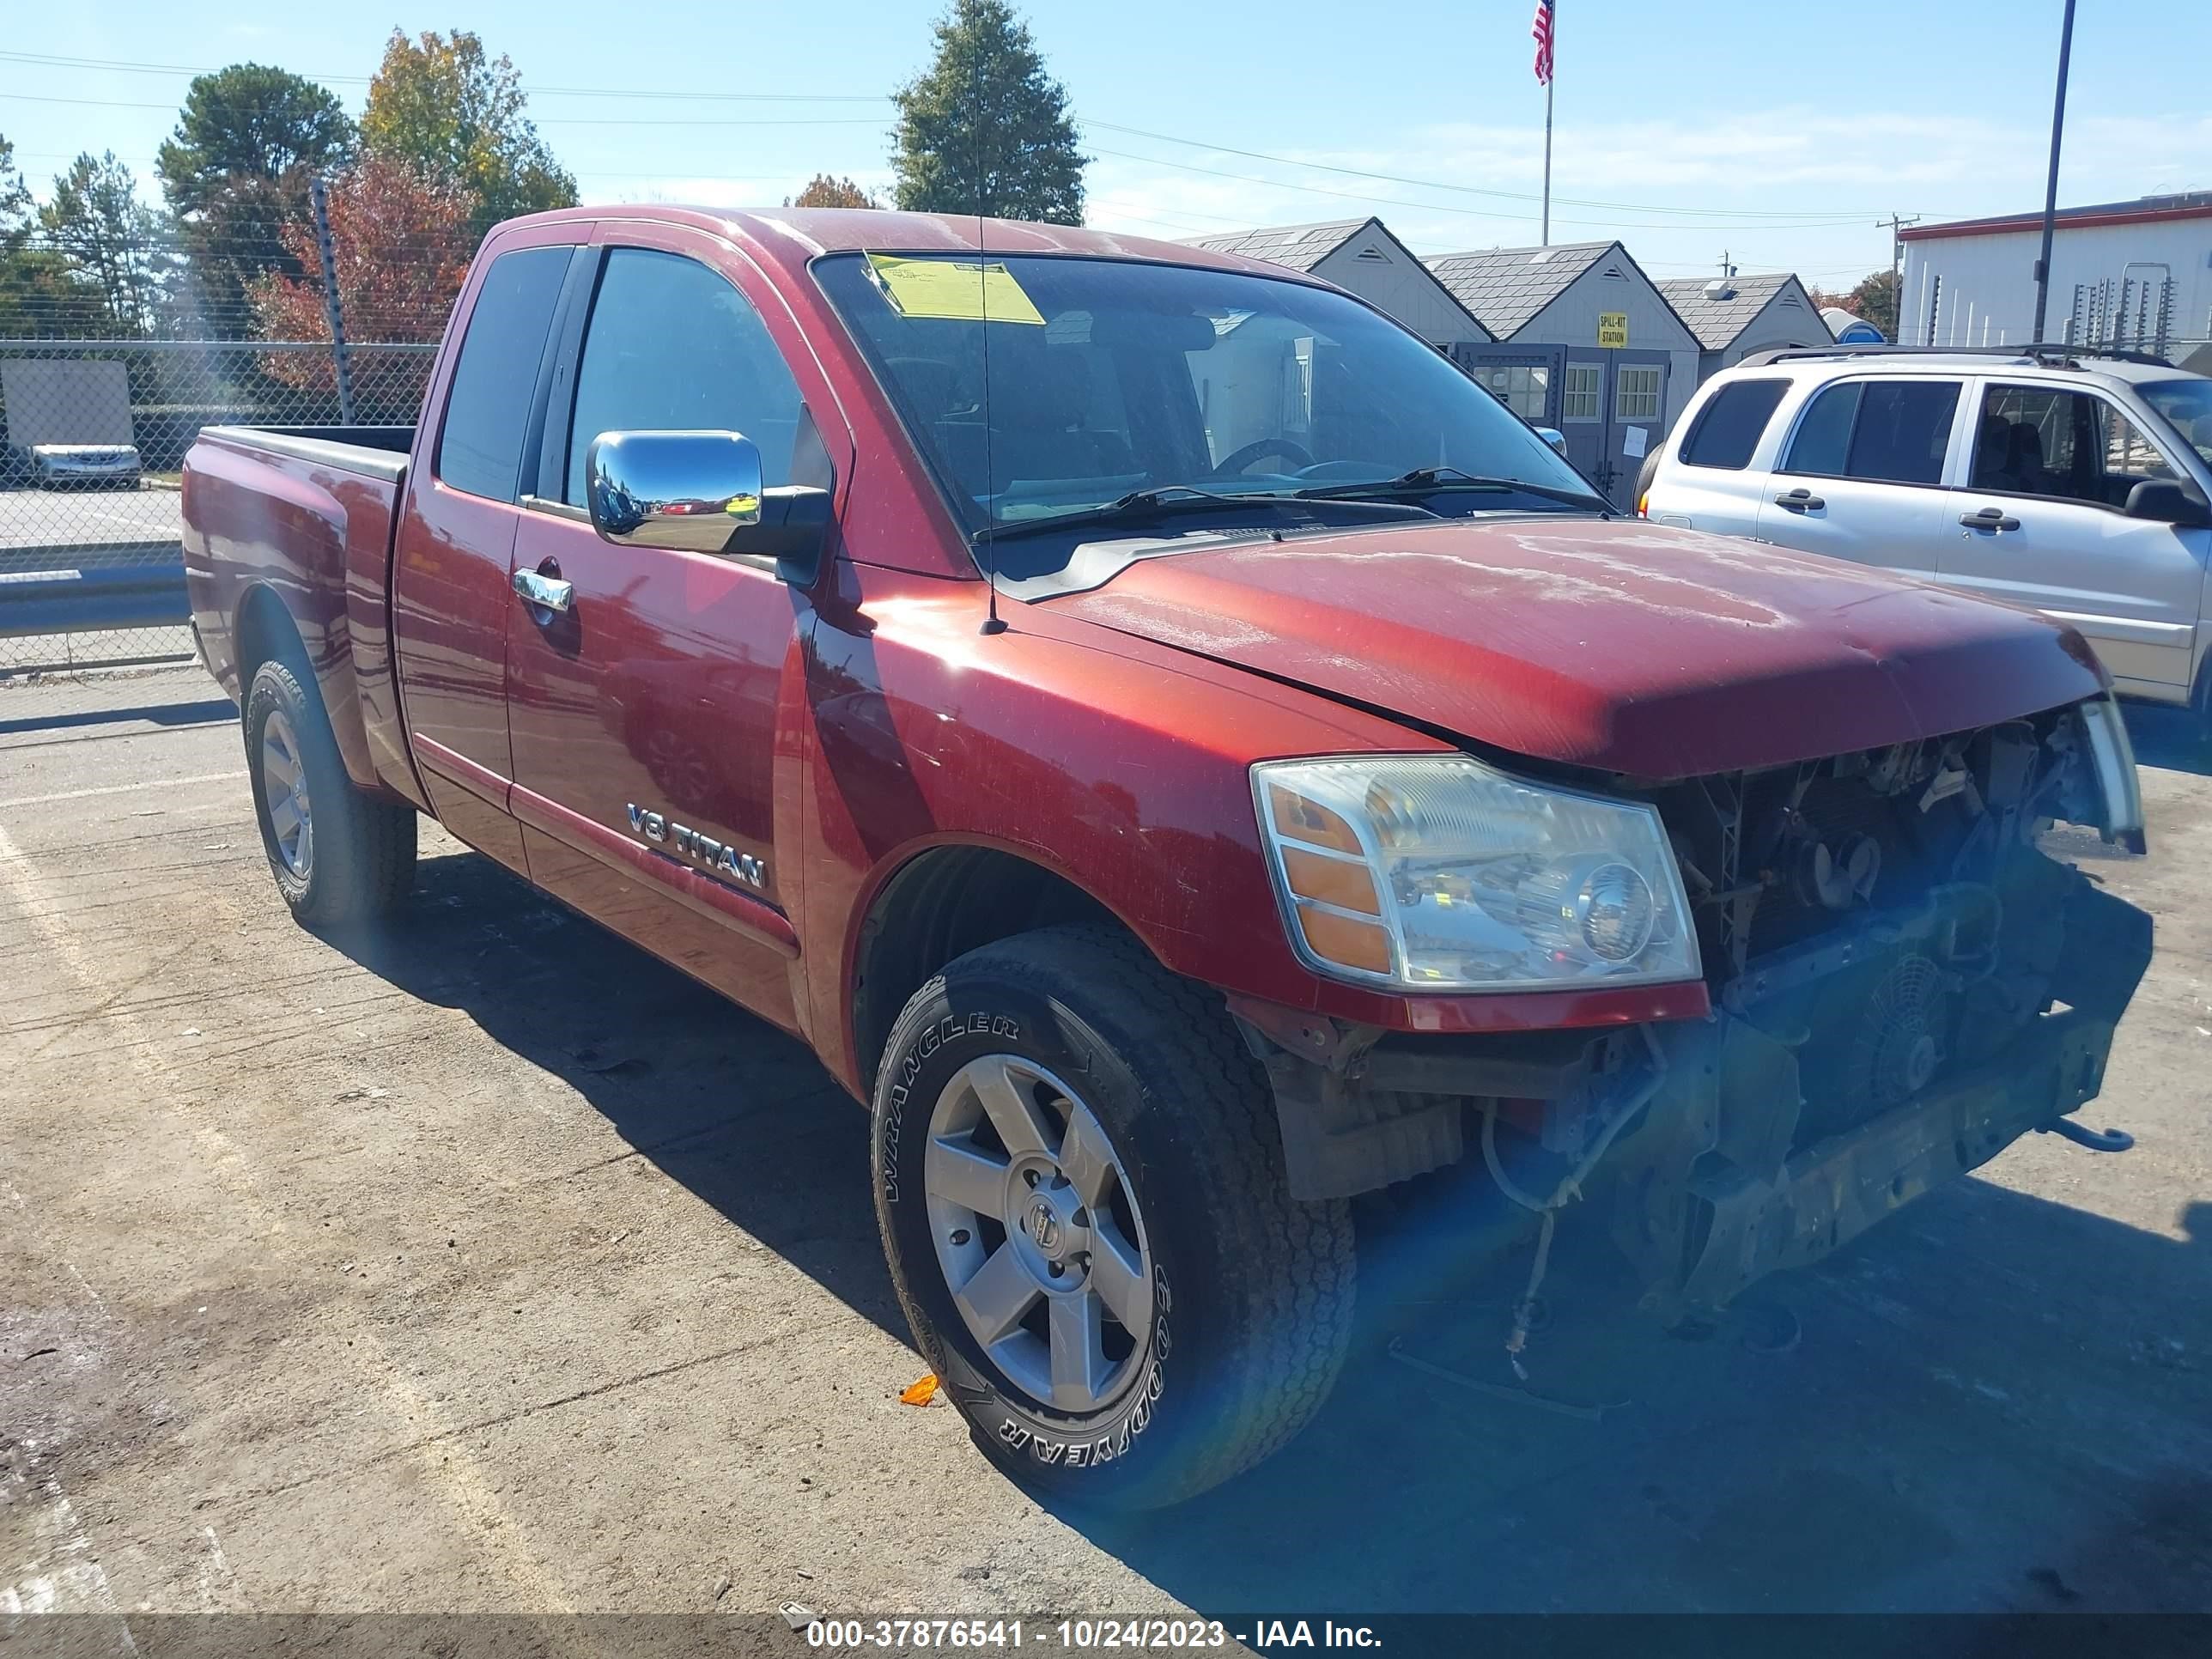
[891,0,1085,225]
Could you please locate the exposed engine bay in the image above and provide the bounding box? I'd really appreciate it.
[1241,699,2153,1322]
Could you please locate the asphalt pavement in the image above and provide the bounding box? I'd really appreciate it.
[2,665,2208,1632]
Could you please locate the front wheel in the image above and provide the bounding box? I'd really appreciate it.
[871,924,1354,1510]
[245,658,416,927]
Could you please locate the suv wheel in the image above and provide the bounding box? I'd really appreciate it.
[871,924,1354,1509]
[245,658,417,927]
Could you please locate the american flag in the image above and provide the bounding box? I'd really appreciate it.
[1532,0,1556,87]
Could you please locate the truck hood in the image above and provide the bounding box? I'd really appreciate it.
[1041,517,2106,778]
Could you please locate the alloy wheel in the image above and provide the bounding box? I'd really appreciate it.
[923,1054,1154,1414]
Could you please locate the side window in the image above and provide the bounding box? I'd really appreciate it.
[1680,379,1788,470]
[1784,379,1958,486]
[1474,364,1549,422]
[435,246,572,502]
[1560,364,1601,422]
[1971,383,2179,507]
[563,247,804,506]
[1614,365,1662,422]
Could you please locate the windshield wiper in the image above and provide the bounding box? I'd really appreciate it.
[1296,466,1608,513]
[974,483,1437,544]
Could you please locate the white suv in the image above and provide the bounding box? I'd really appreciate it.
[1639,346,2212,731]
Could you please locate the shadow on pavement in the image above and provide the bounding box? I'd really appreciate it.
[2122,701,2209,778]
[0,696,234,737]
[333,844,2212,1616]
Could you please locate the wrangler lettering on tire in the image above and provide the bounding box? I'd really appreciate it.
[869,924,1354,1510]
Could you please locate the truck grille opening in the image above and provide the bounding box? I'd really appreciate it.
[1646,708,2104,1144]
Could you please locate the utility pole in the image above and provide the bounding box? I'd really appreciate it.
[2031,0,2078,342]
[1881,213,1920,342]
[309,176,356,426]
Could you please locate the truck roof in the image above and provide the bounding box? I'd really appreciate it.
[495,204,1313,285]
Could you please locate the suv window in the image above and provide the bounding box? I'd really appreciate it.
[1784,379,1958,486]
[563,247,803,506]
[436,246,572,502]
[1970,383,2179,508]
[1680,379,1787,470]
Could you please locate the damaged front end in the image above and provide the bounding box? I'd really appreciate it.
[1243,696,2153,1322]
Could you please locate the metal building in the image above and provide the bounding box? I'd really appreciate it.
[1425,240,1701,499]
[1899,191,2212,366]
[1180,218,1494,352]
[1654,272,1832,378]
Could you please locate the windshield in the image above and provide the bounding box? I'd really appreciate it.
[2139,378,2212,471]
[815,252,1597,567]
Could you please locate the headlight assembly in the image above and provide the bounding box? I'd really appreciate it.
[1252,755,1701,993]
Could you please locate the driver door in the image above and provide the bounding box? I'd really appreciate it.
[504,230,838,1026]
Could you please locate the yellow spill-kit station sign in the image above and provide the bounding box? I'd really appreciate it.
[1598,312,1629,349]
[866,254,1045,325]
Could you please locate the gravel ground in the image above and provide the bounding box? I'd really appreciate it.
[3,665,2209,1632]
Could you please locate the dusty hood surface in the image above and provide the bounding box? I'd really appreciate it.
[1042,517,2107,778]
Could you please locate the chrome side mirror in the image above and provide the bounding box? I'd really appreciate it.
[586,429,764,553]
[1534,426,1569,455]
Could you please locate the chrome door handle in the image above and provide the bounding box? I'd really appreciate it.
[1959,508,2021,532]
[1773,488,1825,511]
[512,568,574,612]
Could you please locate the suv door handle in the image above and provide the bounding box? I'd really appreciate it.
[512,566,574,613]
[1773,488,1825,511]
[1959,507,2021,532]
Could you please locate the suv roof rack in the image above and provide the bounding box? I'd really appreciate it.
[1737,343,2174,371]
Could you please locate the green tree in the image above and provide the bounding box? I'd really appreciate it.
[1847,268,1900,343]
[787,173,879,210]
[890,0,1085,225]
[155,64,355,332]
[38,152,168,337]
[1,137,101,337]
[361,30,577,239]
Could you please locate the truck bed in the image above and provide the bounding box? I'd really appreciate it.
[181,423,424,809]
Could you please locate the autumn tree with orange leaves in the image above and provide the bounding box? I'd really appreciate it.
[247,157,471,404]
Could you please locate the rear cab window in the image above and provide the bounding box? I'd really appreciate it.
[435,246,573,502]
[1782,377,1960,487]
[1679,379,1789,470]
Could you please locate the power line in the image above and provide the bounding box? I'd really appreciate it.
[1081,118,1881,223]
[1084,144,1897,234]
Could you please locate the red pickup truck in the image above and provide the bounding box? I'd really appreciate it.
[183,206,2152,1508]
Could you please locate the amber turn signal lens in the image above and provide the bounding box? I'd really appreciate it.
[1296,908,1393,975]
[1280,848,1382,915]
[1267,782,1364,854]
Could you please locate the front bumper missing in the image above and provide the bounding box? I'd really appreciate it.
[1608,876,2152,1319]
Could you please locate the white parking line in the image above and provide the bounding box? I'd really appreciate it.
[0,771,244,811]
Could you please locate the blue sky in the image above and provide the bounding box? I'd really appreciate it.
[5,1,2209,290]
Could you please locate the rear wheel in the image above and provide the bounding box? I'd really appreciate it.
[244,658,416,927]
[871,924,1354,1509]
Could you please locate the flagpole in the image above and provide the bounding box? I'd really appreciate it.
[1541,72,1553,246]
[1540,3,1554,246]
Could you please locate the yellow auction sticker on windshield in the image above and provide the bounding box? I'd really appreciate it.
[866,253,1045,325]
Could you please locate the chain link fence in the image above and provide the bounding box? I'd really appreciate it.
[0,337,435,687]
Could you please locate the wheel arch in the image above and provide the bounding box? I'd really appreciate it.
[846,838,1152,1097]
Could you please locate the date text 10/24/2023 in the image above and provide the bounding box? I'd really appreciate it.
[803,1619,1387,1650]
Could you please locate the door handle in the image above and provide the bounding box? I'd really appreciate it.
[512,567,574,613]
[1773,488,1825,511]
[1959,507,2021,532]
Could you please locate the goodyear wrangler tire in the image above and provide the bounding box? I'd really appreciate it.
[245,659,416,929]
[871,923,1355,1510]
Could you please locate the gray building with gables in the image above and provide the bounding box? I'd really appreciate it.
[1425,240,1701,499]
[1181,218,1494,353]
[1655,271,1832,378]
